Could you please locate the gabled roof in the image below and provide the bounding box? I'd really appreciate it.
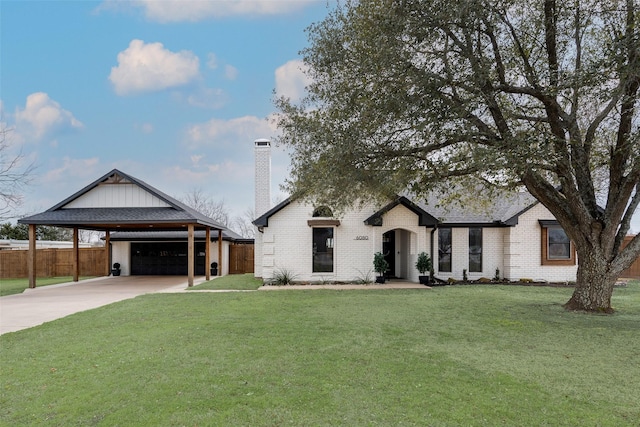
[364,196,439,226]
[18,169,227,231]
[252,191,540,229]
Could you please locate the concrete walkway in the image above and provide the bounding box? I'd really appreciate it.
[0,275,204,335]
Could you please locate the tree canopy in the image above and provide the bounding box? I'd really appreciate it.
[275,0,640,312]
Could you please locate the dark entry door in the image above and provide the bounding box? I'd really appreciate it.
[131,242,205,275]
[382,230,395,278]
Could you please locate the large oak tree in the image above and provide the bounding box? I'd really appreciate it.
[275,0,640,312]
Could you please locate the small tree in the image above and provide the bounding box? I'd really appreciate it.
[415,252,432,275]
[373,252,389,281]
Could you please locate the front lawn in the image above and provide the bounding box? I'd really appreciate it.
[189,273,263,291]
[1,282,639,426]
[0,276,97,297]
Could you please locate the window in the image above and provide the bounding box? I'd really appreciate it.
[469,228,482,273]
[312,206,333,217]
[438,228,452,272]
[313,227,334,272]
[540,221,576,265]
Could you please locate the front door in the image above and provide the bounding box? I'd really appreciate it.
[382,230,395,278]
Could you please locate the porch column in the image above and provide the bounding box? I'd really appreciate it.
[218,229,223,276]
[205,227,211,281]
[104,230,111,276]
[73,227,79,282]
[188,224,194,287]
[28,224,37,289]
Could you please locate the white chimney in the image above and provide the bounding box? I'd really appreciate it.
[254,138,272,217]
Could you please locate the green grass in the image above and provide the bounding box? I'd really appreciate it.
[189,273,263,291]
[0,276,97,297]
[1,281,639,426]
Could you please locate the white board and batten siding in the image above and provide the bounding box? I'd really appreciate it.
[62,184,171,209]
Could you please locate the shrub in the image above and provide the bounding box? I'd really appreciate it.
[269,267,299,286]
[415,252,432,274]
[373,252,389,277]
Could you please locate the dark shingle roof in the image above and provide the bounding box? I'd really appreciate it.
[253,191,539,228]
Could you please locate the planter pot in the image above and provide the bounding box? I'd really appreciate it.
[111,269,121,276]
[375,276,386,284]
[210,268,218,276]
[419,275,430,285]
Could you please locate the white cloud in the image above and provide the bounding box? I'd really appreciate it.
[224,65,239,81]
[207,53,218,70]
[275,59,312,102]
[184,115,276,148]
[109,39,200,95]
[98,0,310,22]
[14,92,83,141]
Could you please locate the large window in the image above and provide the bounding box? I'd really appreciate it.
[438,228,452,272]
[540,222,576,265]
[469,228,482,272]
[313,227,334,272]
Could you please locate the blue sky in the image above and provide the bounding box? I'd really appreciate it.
[1,0,329,223]
[2,1,638,234]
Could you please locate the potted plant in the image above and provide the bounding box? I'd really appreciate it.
[111,262,121,276]
[210,262,218,276]
[415,252,432,285]
[373,252,389,283]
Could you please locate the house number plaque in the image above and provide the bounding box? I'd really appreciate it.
[354,235,369,240]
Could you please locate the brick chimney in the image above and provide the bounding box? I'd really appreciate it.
[254,138,271,218]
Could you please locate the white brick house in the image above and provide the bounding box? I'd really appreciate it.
[252,140,578,284]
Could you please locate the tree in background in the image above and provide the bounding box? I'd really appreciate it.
[0,222,72,241]
[179,189,255,238]
[276,0,640,312]
[0,126,33,220]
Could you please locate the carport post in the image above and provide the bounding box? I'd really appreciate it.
[188,224,194,287]
[205,227,211,281]
[218,229,222,276]
[73,227,79,282]
[104,230,110,276]
[28,224,36,289]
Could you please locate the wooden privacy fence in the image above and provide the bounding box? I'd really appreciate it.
[621,236,640,279]
[0,248,107,278]
[229,244,254,274]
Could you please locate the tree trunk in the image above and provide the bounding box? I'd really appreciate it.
[564,250,617,313]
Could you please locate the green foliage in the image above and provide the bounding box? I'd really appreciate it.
[353,268,373,284]
[373,251,388,275]
[415,251,432,274]
[1,283,639,425]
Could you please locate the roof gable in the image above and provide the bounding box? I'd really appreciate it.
[364,196,439,226]
[19,169,226,231]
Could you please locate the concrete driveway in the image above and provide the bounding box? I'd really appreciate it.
[0,276,205,335]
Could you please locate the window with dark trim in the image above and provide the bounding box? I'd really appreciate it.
[540,223,576,266]
[469,228,482,273]
[312,227,334,272]
[313,206,333,217]
[438,228,452,272]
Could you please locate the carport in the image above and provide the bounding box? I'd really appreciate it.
[18,169,226,288]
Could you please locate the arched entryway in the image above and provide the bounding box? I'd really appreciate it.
[382,228,416,279]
